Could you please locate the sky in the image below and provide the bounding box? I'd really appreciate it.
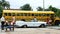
[5,0,60,11]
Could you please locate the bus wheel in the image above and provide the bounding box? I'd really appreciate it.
[55,20,60,26]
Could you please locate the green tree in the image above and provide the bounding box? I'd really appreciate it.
[37,7,43,11]
[0,0,10,9]
[56,9,60,17]
[2,1,10,9]
[49,5,52,11]
[0,6,3,18]
[0,0,10,18]
[0,1,2,6]
[48,5,60,18]
[44,9,50,11]
[20,4,32,11]
[48,5,58,12]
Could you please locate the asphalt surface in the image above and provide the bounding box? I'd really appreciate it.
[0,28,60,34]
[0,21,60,34]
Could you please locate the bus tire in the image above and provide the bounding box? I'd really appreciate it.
[55,20,60,26]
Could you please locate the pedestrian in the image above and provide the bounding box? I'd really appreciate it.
[5,20,11,32]
[48,19,52,26]
[45,18,49,24]
[33,17,37,22]
[0,16,5,31]
[11,15,15,31]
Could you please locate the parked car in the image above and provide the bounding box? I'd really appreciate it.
[14,21,47,28]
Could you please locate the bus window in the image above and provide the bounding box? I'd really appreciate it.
[42,14,46,16]
[41,14,46,16]
[27,13,30,16]
[4,13,7,16]
[47,14,50,16]
[35,14,38,16]
[23,13,27,16]
[50,14,54,17]
[20,13,23,16]
[8,13,11,16]
[12,13,15,16]
[39,14,41,16]
[32,14,34,16]
[17,13,20,16]
[51,14,54,16]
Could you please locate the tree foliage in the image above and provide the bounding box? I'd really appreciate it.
[48,5,58,12]
[0,0,10,9]
[0,6,3,18]
[44,9,50,11]
[20,4,32,11]
[37,5,60,17]
[48,5,60,17]
[37,7,43,11]
[55,9,60,17]
[0,0,10,18]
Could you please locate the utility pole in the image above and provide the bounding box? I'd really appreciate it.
[43,0,45,11]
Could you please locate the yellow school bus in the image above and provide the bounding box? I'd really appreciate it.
[3,9,60,25]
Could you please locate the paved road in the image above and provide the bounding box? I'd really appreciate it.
[0,28,60,34]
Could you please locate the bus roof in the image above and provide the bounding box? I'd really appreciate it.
[3,10,54,14]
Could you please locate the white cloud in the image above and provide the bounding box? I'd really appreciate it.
[6,0,60,10]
